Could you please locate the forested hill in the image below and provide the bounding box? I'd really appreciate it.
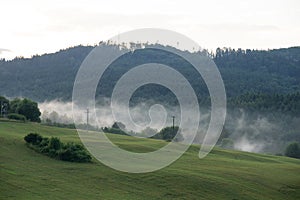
[0,45,93,100]
[0,44,299,105]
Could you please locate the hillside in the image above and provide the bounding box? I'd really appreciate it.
[0,45,299,102]
[1,120,300,199]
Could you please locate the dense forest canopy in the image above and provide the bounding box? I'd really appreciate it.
[0,44,299,116]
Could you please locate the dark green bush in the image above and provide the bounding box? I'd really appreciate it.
[24,133,91,163]
[39,137,50,153]
[59,143,91,162]
[8,113,26,121]
[48,137,62,151]
[24,133,42,145]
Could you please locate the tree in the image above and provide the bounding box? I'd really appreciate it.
[152,126,183,142]
[12,98,41,122]
[112,121,126,130]
[217,128,230,144]
[0,96,9,105]
[140,127,157,137]
[9,98,22,113]
[285,142,300,159]
[0,96,9,117]
[49,111,59,123]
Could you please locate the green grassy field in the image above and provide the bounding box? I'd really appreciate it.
[1,120,300,199]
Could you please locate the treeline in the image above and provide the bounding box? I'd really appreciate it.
[103,122,183,142]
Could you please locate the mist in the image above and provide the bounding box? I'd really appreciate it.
[39,99,180,131]
[39,100,299,154]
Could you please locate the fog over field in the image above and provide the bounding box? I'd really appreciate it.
[39,99,299,154]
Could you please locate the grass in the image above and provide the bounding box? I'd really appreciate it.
[1,120,300,199]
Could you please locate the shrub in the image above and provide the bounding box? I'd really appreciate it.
[24,133,91,163]
[48,137,62,150]
[24,133,42,145]
[59,143,91,162]
[45,137,62,157]
[39,137,50,153]
[8,113,26,121]
[285,142,300,159]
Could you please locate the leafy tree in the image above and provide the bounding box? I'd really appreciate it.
[0,96,9,117]
[285,142,300,159]
[49,111,59,123]
[17,98,41,122]
[102,121,128,135]
[140,127,157,137]
[152,126,183,142]
[9,98,41,122]
[9,98,22,113]
[0,96,9,104]
[217,128,230,144]
[112,121,126,130]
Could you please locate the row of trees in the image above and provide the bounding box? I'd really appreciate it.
[0,96,41,122]
[103,122,183,142]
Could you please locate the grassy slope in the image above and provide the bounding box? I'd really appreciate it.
[1,120,300,200]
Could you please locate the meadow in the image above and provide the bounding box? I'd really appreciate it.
[1,120,300,199]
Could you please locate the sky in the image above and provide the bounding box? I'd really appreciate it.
[0,0,299,59]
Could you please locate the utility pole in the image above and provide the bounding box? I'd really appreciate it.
[0,102,3,118]
[86,108,89,131]
[172,116,175,131]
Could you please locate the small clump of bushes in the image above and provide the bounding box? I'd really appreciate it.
[7,113,27,122]
[24,133,91,163]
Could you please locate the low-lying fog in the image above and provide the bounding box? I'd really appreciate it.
[39,100,300,154]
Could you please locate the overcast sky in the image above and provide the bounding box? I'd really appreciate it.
[0,0,299,59]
